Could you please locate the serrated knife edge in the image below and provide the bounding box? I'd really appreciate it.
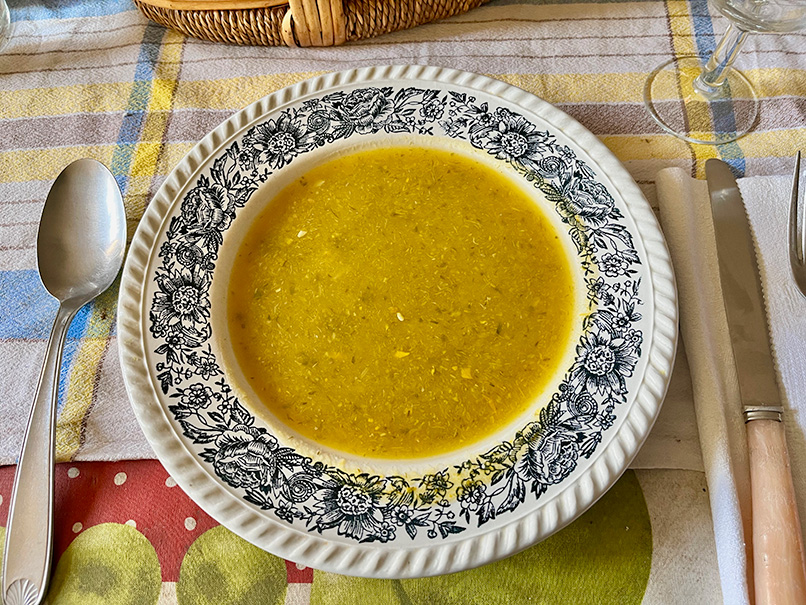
[705,158,781,410]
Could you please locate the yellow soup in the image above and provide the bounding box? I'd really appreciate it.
[227,146,577,459]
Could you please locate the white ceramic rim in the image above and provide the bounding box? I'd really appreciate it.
[117,64,678,578]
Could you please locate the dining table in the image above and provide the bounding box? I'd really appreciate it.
[1,0,805,603]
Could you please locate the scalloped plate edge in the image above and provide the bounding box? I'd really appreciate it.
[117,64,678,578]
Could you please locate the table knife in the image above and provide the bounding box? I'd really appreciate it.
[706,158,806,605]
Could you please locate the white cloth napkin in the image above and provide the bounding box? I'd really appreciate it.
[656,168,806,605]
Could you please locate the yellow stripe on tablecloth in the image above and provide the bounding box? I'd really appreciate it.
[599,130,806,165]
[666,0,699,57]
[662,0,722,172]
[750,67,806,97]
[736,129,806,160]
[7,67,802,122]
[601,134,693,161]
[3,83,133,119]
[0,145,185,190]
[56,268,119,460]
[130,32,184,182]
[604,130,805,179]
[601,135,803,179]
[171,72,324,110]
[127,33,187,219]
[495,73,650,104]
[173,71,654,108]
[55,284,119,462]
[172,66,797,122]
[0,146,118,182]
[57,31,186,461]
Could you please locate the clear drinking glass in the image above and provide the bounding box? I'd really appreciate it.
[644,0,806,145]
[0,0,10,51]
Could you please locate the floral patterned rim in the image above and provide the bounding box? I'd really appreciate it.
[118,65,677,578]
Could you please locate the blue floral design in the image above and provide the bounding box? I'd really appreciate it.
[571,329,638,396]
[482,109,553,171]
[180,181,234,240]
[239,112,313,170]
[338,87,395,134]
[147,83,646,543]
[313,472,391,542]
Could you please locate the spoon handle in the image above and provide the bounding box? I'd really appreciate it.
[2,304,77,605]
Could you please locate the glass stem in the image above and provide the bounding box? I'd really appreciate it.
[694,23,750,97]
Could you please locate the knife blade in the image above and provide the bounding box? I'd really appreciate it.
[706,158,782,414]
[706,158,806,605]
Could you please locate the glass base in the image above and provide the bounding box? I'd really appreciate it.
[643,56,759,146]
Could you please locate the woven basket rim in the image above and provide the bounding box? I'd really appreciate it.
[139,0,288,10]
[135,0,489,47]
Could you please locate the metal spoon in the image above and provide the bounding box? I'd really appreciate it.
[1,159,126,605]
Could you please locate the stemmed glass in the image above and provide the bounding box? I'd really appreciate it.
[0,0,10,51]
[644,0,806,145]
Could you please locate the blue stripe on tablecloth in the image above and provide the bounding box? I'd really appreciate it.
[0,270,93,341]
[56,304,93,412]
[50,22,166,407]
[109,21,166,194]
[52,23,166,395]
[0,269,94,412]
[0,270,56,339]
[10,0,136,21]
[689,0,746,173]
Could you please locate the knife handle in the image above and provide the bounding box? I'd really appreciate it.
[746,416,806,605]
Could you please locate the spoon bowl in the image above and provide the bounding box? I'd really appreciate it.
[37,159,126,305]
[1,159,126,605]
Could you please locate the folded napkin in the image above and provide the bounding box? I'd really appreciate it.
[656,168,806,605]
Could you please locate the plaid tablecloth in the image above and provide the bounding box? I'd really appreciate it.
[1,0,805,602]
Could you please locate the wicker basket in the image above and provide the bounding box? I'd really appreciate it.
[135,0,489,47]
